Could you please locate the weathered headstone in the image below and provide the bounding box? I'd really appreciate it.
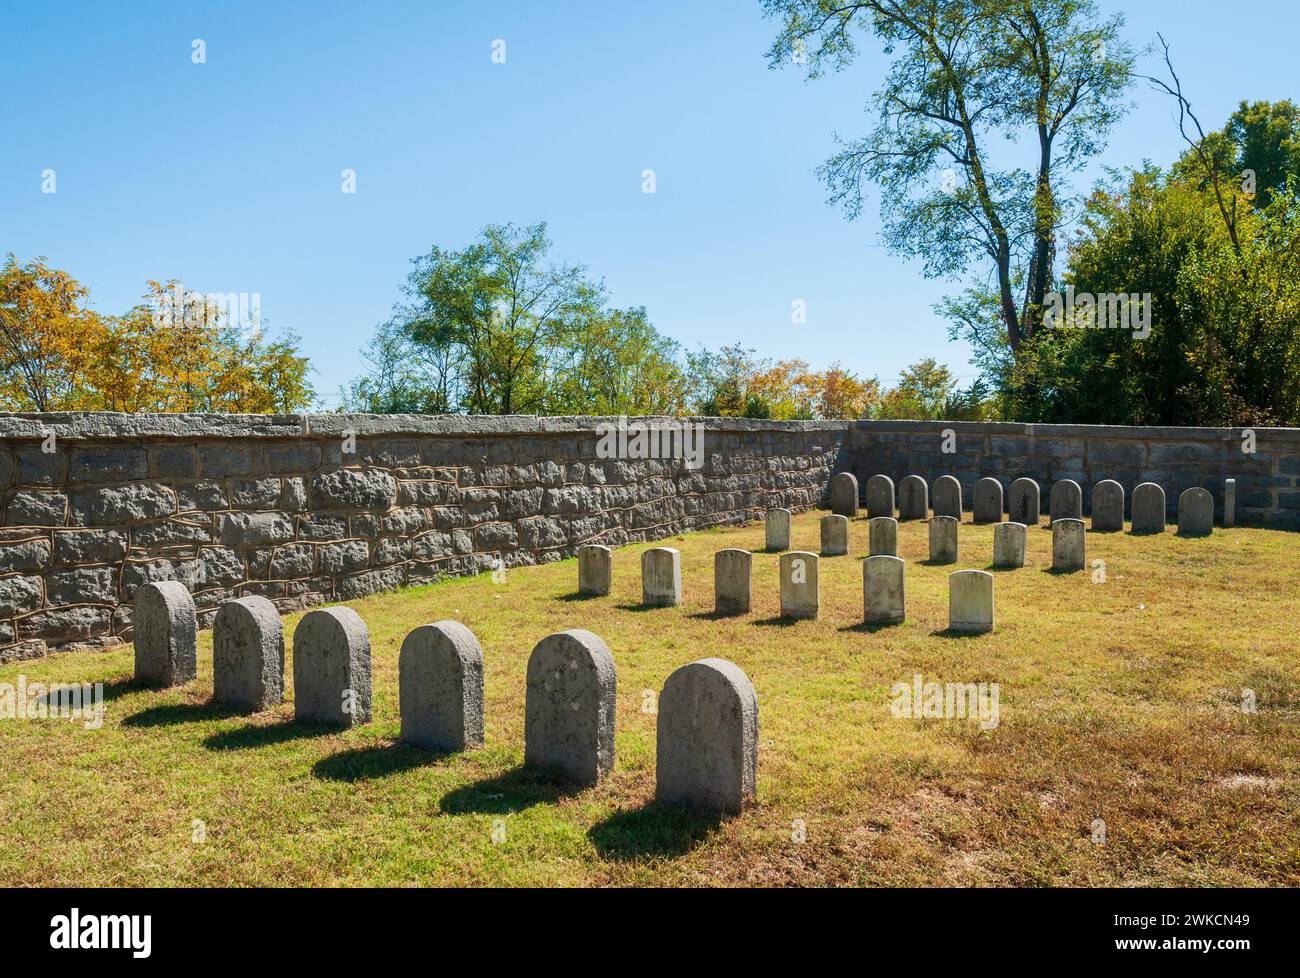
[578,544,612,596]
[1008,478,1041,526]
[1091,480,1125,533]
[779,551,819,620]
[656,658,758,815]
[212,595,283,712]
[973,478,1003,524]
[993,522,1027,569]
[524,629,616,786]
[863,555,905,625]
[830,472,859,519]
[820,514,849,557]
[949,570,994,634]
[133,581,197,687]
[765,509,792,552]
[293,606,372,726]
[898,475,929,520]
[399,620,484,752]
[868,516,898,557]
[714,548,752,616]
[928,516,959,564]
[866,474,895,519]
[932,475,963,520]
[1051,518,1086,572]
[1178,487,1213,537]
[1131,482,1166,533]
[641,547,682,607]
[1050,479,1083,523]
[1224,478,1236,528]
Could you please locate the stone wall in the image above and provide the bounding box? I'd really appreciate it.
[849,420,1300,527]
[0,414,848,661]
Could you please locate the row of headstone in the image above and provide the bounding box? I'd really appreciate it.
[834,473,1220,537]
[133,582,758,815]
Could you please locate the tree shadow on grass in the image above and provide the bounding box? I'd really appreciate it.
[202,719,334,751]
[313,742,446,782]
[122,701,242,728]
[438,766,582,816]
[588,803,723,861]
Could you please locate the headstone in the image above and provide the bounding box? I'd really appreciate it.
[820,514,849,557]
[1091,480,1125,533]
[992,522,1027,569]
[866,474,895,519]
[765,509,792,552]
[1131,482,1166,533]
[133,581,197,687]
[898,475,929,520]
[973,478,1003,524]
[212,595,283,712]
[949,570,994,635]
[1051,518,1086,572]
[863,555,905,625]
[578,544,612,596]
[656,658,758,815]
[399,620,485,753]
[641,547,682,607]
[1178,487,1213,537]
[1050,479,1083,523]
[293,606,372,726]
[714,548,752,616]
[932,475,963,520]
[779,551,819,619]
[830,472,859,518]
[868,516,898,557]
[928,516,958,564]
[1008,478,1041,526]
[1224,478,1236,528]
[524,629,616,786]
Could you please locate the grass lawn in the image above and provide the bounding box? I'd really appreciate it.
[2,510,1298,887]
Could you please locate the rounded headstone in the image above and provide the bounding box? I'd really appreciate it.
[133,581,197,688]
[868,516,898,557]
[1050,480,1083,523]
[1091,480,1125,533]
[992,522,1027,569]
[865,475,895,520]
[1051,518,1086,572]
[949,570,994,634]
[928,515,959,564]
[524,629,617,786]
[765,509,792,552]
[714,548,753,616]
[399,620,485,753]
[578,545,612,596]
[898,475,929,521]
[1131,482,1167,534]
[932,476,963,520]
[641,547,682,607]
[1008,478,1041,526]
[973,478,1004,524]
[1224,478,1237,528]
[293,606,372,727]
[830,473,859,519]
[820,514,849,557]
[212,595,284,712]
[863,555,905,625]
[1178,487,1213,537]
[779,551,819,620]
[656,658,758,816]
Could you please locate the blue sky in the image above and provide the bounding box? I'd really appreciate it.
[3,0,1297,407]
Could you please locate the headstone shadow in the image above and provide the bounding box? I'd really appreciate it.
[587,803,723,861]
[313,742,445,782]
[202,718,334,751]
[438,765,582,815]
[123,701,242,728]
